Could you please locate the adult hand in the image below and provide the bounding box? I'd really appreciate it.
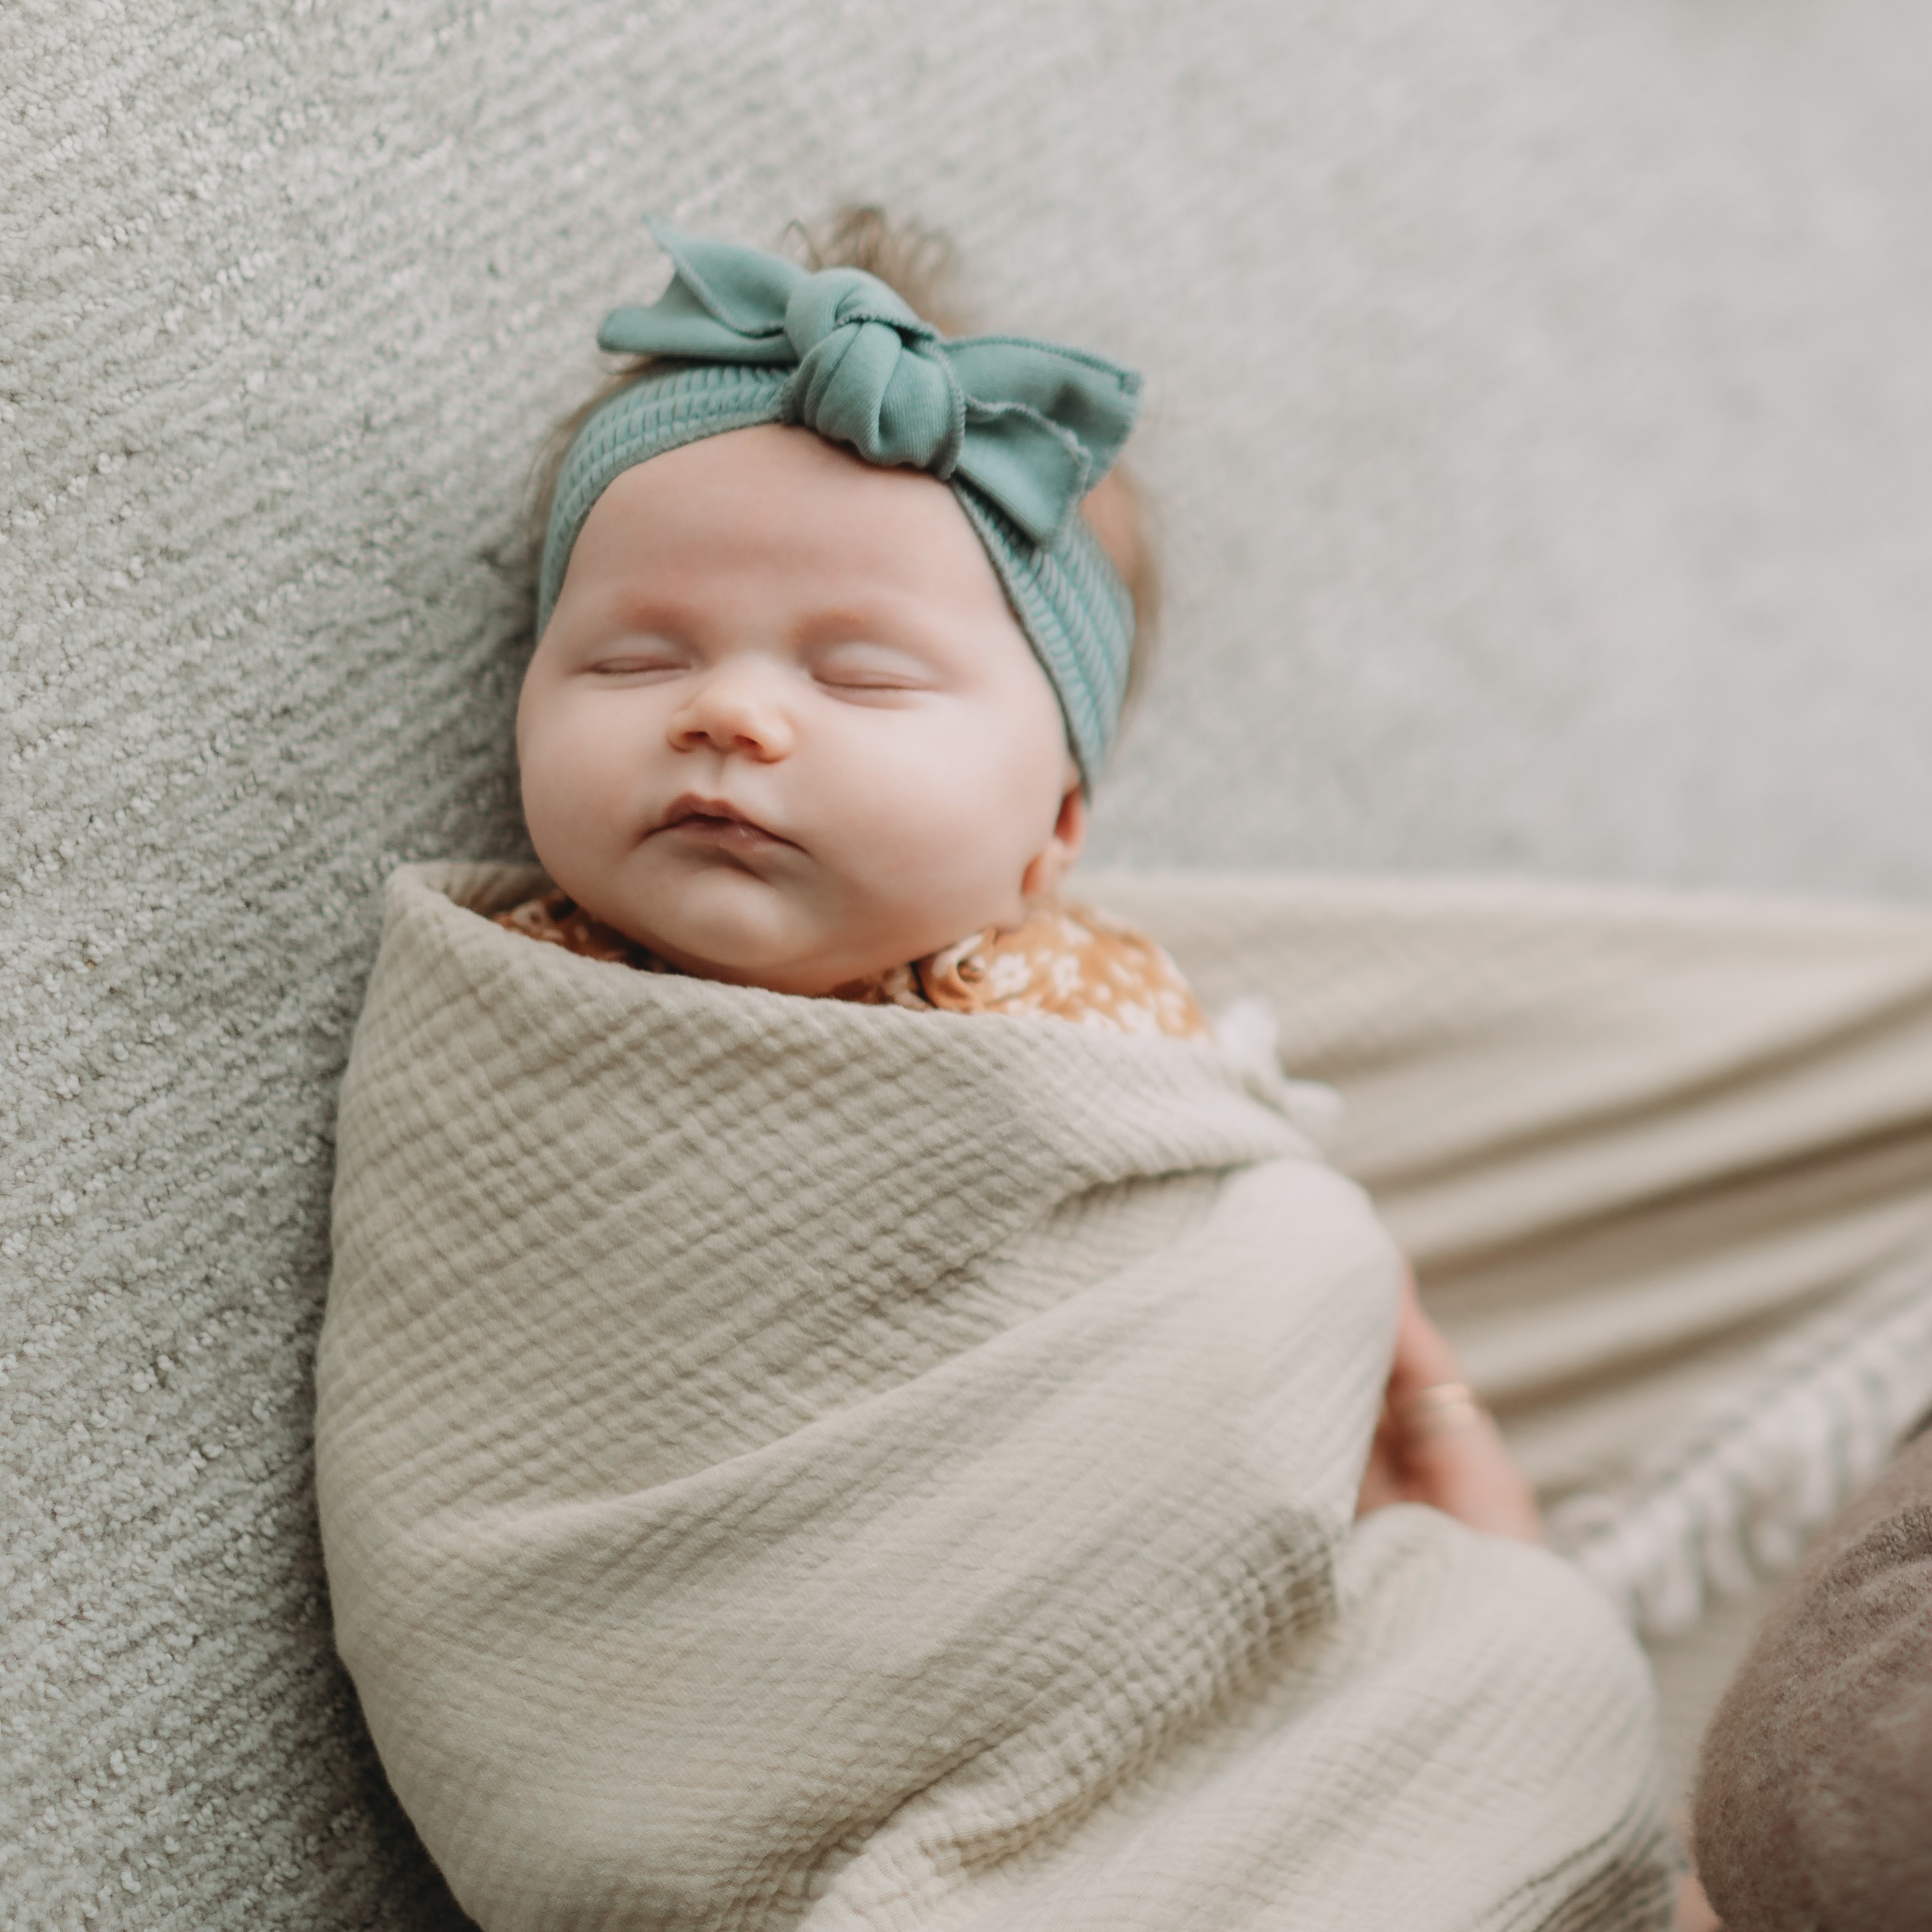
[1356,1267,1542,1544]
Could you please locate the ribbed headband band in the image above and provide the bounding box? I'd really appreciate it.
[538,219,1144,787]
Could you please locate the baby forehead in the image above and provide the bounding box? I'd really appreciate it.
[572,426,1012,603]
[600,421,957,514]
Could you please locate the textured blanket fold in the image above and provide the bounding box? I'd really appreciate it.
[316,864,1672,1931]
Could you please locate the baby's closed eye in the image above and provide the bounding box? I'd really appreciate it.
[806,639,940,697]
[586,635,692,681]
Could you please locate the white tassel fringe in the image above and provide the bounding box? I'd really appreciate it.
[1548,1246,1932,1636]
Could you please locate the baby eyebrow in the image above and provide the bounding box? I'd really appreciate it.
[598,594,699,633]
[795,605,951,652]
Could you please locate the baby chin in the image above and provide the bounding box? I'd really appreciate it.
[612,864,864,994]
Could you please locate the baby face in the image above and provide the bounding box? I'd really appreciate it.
[518,425,1085,996]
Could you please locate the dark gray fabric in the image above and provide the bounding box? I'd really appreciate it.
[1694,1430,1932,1932]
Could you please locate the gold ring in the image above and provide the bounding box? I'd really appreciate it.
[1399,1380,1484,1440]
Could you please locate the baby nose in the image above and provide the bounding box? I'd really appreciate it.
[667,663,796,761]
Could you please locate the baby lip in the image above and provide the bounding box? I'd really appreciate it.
[655,793,795,848]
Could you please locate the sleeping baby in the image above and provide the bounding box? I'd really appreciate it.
[314,214,1674,1931]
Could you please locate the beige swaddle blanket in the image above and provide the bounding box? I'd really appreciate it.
[316,864,1673,1931]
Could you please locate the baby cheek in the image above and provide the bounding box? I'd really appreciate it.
[521,700,632,867]
[857,737,1051,919]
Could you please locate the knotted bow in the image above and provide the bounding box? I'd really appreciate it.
[596,219,1141,548]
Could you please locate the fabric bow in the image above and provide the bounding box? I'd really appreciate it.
[596,218,1142,548]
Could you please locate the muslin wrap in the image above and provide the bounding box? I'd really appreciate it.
[315,864,1671,1930]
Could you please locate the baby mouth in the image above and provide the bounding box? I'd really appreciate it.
[655,793,796,851]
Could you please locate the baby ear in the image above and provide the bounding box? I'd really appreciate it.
[1079,472,1140,585]
[1021,773,1088,902]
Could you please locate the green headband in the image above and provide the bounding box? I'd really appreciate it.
[538,220,1143,786]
